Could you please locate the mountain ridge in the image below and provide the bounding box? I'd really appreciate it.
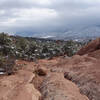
[15,25,100,40]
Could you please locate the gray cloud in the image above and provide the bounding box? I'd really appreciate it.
[0,0,100,35]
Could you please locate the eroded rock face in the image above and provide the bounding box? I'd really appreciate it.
[40,73,89,100]
[35,51,100,100]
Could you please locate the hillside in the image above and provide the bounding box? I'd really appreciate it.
[0,33,83,59]
[0,34,100,100]
[0,33,84,75]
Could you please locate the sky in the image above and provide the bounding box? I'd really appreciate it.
[0,0,100,36]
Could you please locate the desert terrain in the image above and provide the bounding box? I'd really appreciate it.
[0,38,100,100]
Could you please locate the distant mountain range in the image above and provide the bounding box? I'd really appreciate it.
[15,25,100,40]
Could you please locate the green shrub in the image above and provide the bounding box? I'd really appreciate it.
[0,56,6,67]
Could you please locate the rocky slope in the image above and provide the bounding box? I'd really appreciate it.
[77,38,100,55]
[0,38,100,100]
[32,54,100,100]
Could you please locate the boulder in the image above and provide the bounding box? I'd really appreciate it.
[34,67,47,76]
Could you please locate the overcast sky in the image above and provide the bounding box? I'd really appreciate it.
[0,0,100,35]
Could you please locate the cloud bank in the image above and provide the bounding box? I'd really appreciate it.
[0,0,100,35]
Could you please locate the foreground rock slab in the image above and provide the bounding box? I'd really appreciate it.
[0,61,41,100]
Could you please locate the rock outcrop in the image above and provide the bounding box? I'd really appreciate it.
[77,38,100,56]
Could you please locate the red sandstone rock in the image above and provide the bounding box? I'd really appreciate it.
[77,38,100,56]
